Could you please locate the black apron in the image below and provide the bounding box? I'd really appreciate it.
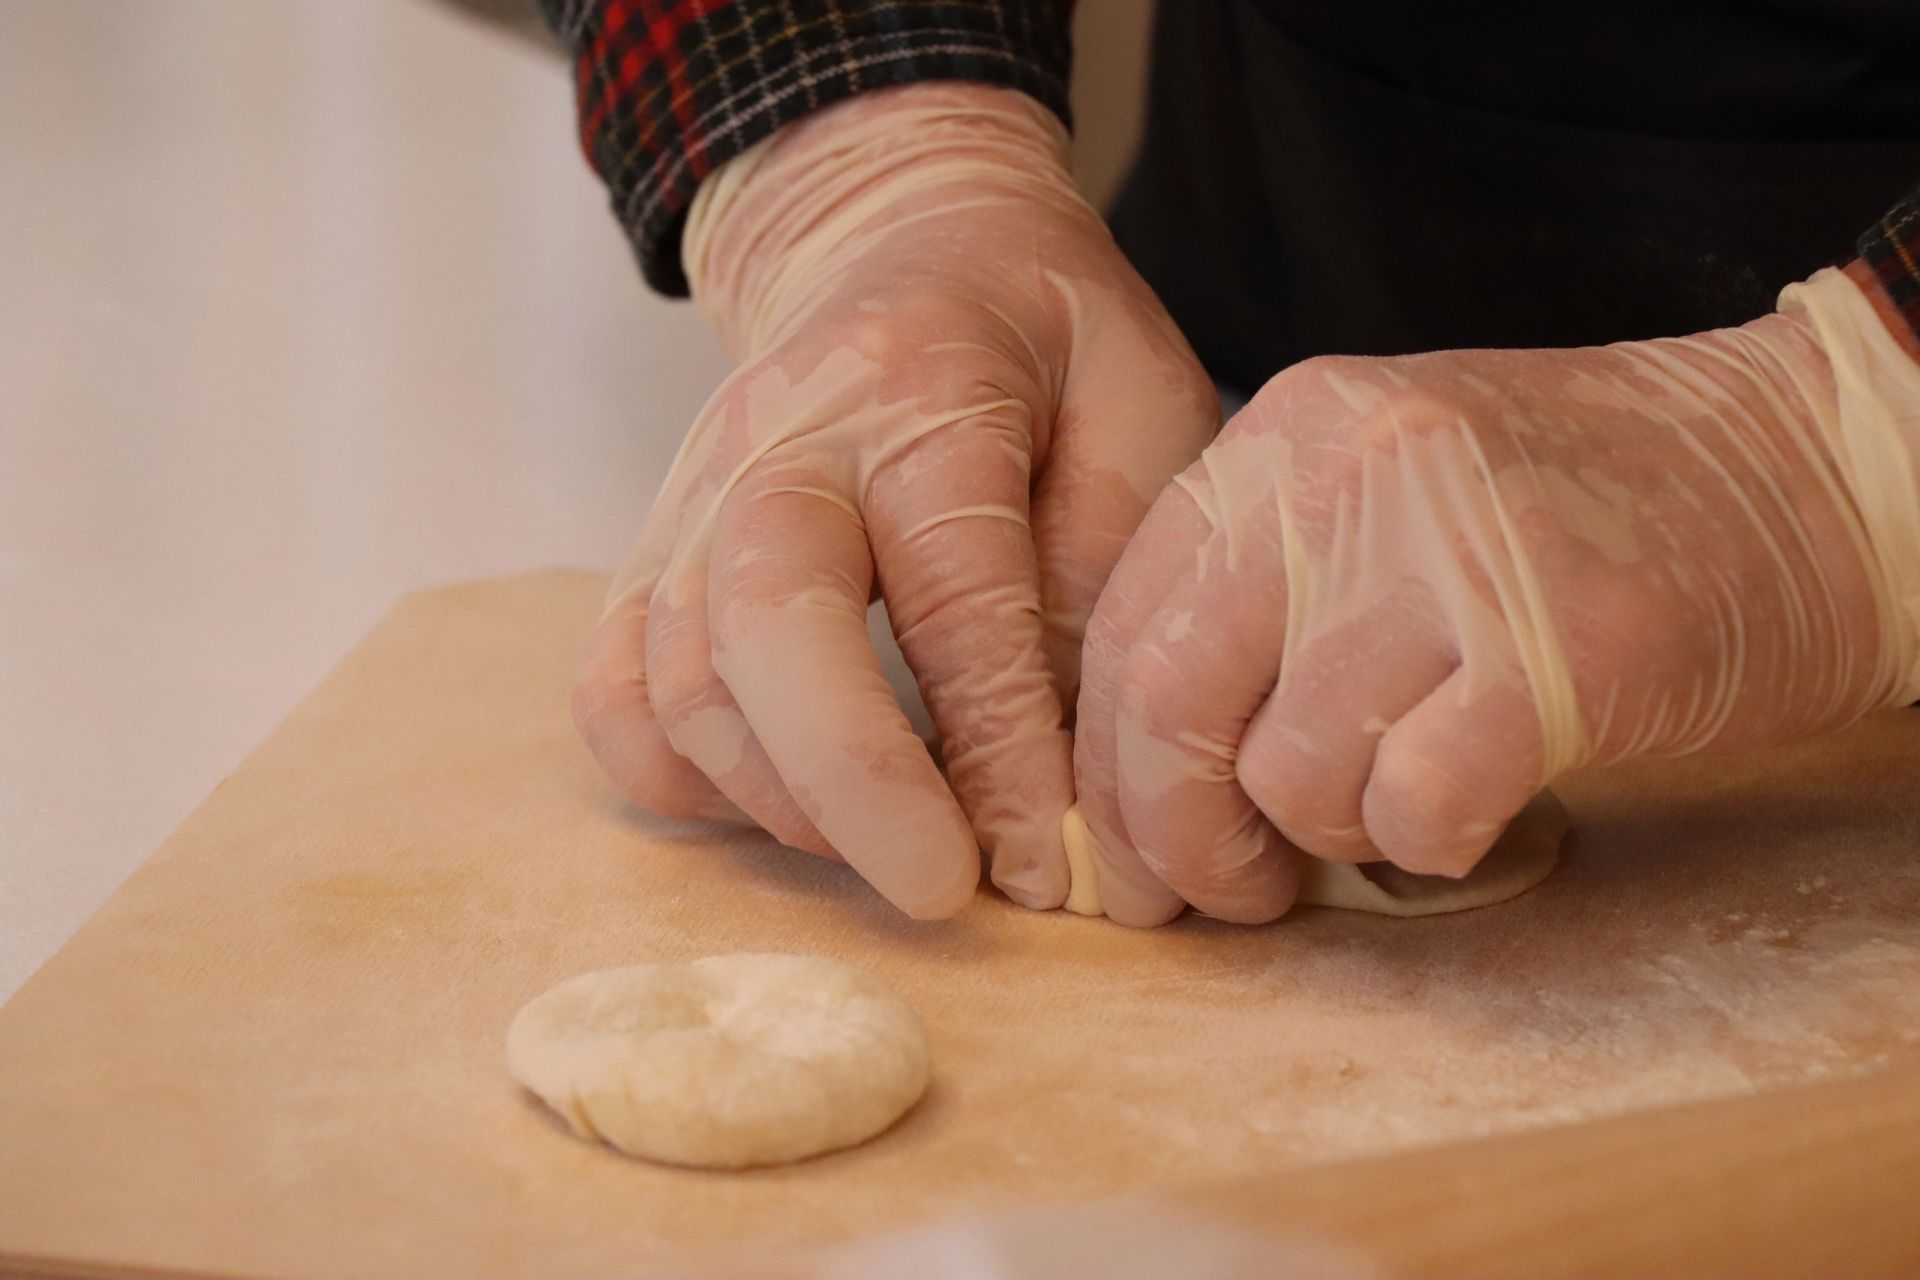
[1108,0,1920,396]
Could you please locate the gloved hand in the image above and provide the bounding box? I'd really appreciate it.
[573,85,1218,918]
[1076,264,1920,926]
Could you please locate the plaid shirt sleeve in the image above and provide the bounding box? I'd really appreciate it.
[1858,185,1920,346]
[537,0,1074,296]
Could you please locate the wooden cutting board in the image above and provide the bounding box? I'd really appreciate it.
[2,571,1917,1279]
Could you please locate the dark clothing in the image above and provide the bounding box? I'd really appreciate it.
[1247,1,1920,145]
[1861,192,1920,341]
[535,0,1920,383]
[1108,1,1920,391]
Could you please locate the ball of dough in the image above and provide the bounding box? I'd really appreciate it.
[507,954,930,1168]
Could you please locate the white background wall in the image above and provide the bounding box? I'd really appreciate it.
[0,0,1157,998]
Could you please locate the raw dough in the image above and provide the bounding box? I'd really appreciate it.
[1058,792,1567,919]
[1294,791,1569,916]
[506,953,929,1168]
[1059,807,1105,916]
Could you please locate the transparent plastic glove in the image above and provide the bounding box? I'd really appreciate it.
[573,85,1217,918]
[1076,266,1920,926]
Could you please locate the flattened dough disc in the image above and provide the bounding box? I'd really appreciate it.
[1060,791,1568,919]
[1293,791,1569,917]
[507,954,929,1169]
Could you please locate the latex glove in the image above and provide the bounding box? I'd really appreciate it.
[572,85,1217,918]
[1077,265,1920,926]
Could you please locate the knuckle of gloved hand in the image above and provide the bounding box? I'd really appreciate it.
[568,664,634,760]
[1241,355,1382,428]
[642,630,723,734]
[568,654,630,734]
[838,291,962,367]
[1242,354,1486,470]
[705,540,810,652]
[840,301,1040,414]
[1365,746,1486,876]
[1235,736,1368,860]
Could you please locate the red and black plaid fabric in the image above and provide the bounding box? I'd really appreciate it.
[537,0,1073,295]
[1858,185,1920,345]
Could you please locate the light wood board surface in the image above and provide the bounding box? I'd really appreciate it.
[2,571,1916,1278]
[1181,1050,1920,1278]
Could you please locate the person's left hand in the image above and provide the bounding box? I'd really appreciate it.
[1074,267,1920,926]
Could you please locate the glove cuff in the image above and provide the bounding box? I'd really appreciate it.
[681,83,1081,359]
[1778,267,1920,706]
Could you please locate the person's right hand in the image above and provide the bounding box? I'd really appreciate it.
[572,85,1218,919]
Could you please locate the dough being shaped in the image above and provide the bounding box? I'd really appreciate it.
[1294,791,1569,916]
[1059,807,1104,916]
[507,953,929,1168]
[1058,791,1567,919]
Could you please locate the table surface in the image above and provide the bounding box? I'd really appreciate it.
[3,569,1914,1279]
[0,0,732,999]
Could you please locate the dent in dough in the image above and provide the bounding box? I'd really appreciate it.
[506,953,930,1169]
[1056,791,1567,920]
